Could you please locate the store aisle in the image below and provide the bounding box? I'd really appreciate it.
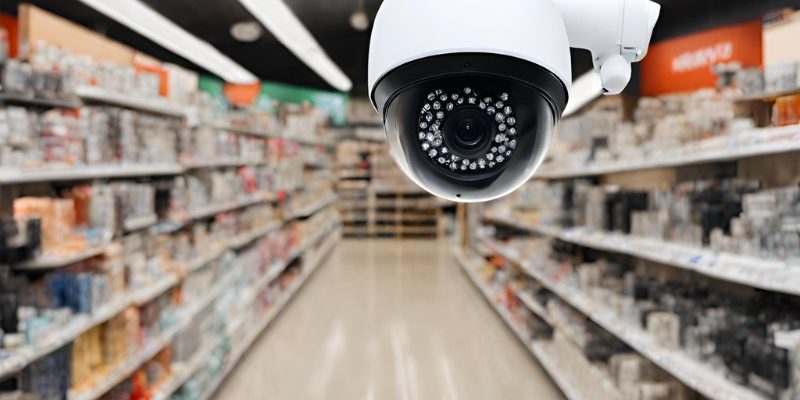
[215,239,562,400]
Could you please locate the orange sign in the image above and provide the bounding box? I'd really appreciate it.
[224,82,262,106]
[641,20,763,96]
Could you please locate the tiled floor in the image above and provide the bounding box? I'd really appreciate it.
[215,239,562,400]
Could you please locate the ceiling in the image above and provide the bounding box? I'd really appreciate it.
[2,0,798,96]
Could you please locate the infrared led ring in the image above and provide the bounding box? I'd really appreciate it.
[417,87,518,173]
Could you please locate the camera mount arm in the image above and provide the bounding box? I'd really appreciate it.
[553,0,661,94]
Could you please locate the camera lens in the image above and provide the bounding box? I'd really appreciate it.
[416,87,517,173]
[444,109,493,157]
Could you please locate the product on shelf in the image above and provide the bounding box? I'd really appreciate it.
[764,62,800,95]
[71,309,141,394]
[774,94,800,126]
[0,105,181,170]
[495,179,800,263]
[286,206,340,248]
[14,196,87,256]
[463,249,694,400]
[538,85,800,174]
[179,125,270,165]
[1,57,73,103]
[480,230,800,398]
[280,103,333,145]
[0,15,343,399]
[21,345,72,400]
[0,217,41,263]
[0,39,201,107]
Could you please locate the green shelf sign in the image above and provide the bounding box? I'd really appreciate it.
[198,75,349,126]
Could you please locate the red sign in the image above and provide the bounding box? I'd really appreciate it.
[641,20,763,96]
[0,13,19,58]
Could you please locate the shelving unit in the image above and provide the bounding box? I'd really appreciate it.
[197,227,341,400]
[0,212,338,379]
[466,75,800,399]
[15,247,108,270]
[181,158,268,170]
[453,246,622,400]
[74,86,187,117]
[338,185,444,238]
[123,214,159,232]
[371,187,443,238]
[735,87,800,102]
[483,212,800,297]
[334,137,448,239]
[335,137,448,238]
[150,343,214,400]
[0,272,179,380]
[186,194,274,220]
[336,180,370,237]
[210,124,280,139]
[58,217,339,400]
[0,156,333,184]
[0,164,185,185]
[0,56,342,400]
[0,93,82,109]
[284,193,338,221]
[224,221,283,250]
[477,237,767,400]
[535,125,800,179]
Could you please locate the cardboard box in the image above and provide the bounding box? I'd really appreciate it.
[17,3,135,65]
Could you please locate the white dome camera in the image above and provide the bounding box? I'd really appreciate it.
[368,0,660,202]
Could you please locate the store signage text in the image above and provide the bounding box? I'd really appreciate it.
[641,20,762,96]
[671,41,734,73]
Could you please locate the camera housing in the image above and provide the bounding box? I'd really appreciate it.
[368,0,660,202]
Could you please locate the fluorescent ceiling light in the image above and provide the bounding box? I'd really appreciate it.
[77,0,258,84]
[562,71,603,118]
[239,0,353,92]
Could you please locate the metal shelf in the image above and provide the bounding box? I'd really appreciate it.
[453,247,619,400]
[0,164,184,184]
[124,214,158,232]
[735,87,800,102]
[285,194,337,220]
[198,228,340,400]
[187,194,274,220]
[286,134,335,148]
[536,125,800,179]
[68,221,339,400]
[210,124,280,139]
[151,343,215,400]
[484,212,800,296]
[0,93,81,108]
[75,86,185,117]
[224,221,282,249]
[0,272,181,381]
[182,158,267,169]
[0,215,299,379]
[480,238,766,400]
[14,247,107,270]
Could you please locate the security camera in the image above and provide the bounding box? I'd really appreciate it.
[368,0,660,202]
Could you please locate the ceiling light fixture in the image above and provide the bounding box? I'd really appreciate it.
[76,0,258,84]
[350,11,370,32]
[231,21,263,42]
[238,0,353,92]
[350,0,370,32]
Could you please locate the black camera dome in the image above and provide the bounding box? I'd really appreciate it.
[371,53,568,202]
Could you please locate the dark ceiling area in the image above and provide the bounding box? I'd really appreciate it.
[2,0,800,96]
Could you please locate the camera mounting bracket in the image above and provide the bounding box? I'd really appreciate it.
[553,0,661,94]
